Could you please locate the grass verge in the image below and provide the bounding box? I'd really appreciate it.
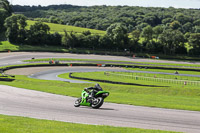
[58,71,200,111]
[27,20,106,35]
[0,114,177,133]
[61,71,200,86]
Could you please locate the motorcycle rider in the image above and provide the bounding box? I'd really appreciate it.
[84,83,103,100]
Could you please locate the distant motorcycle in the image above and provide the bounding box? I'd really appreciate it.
[74,89,109,109]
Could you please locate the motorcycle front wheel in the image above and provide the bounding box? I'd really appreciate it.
[74,97,82,107]
[91,97,104,109]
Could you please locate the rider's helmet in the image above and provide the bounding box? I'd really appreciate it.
[95,83,102,91]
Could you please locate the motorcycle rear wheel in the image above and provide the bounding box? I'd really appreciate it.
[91,97,104,109]
[74,97,82,107]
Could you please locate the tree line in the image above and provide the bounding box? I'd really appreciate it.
[1,2,200,55]
[3,14,200,55]
[0,0,12,38]
[12,4,200,33]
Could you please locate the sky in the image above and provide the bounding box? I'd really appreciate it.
[8,0,200,9]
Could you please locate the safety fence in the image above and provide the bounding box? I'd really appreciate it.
[104,71,200,86]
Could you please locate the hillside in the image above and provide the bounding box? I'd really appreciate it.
[27,20,106,35]
[13,5,200,33]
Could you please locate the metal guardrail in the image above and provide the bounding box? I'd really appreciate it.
[0,69,15,78]
[105,72,200,86]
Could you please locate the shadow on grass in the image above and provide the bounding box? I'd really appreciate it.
[17,44,68,52]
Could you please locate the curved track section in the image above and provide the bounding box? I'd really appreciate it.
[1,52,200,67]
[1,52,200,133]
[29,67,127,83]
[0,85,200,133]
[29,67,200,83]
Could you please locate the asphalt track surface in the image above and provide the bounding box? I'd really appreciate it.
[1,52,200,133]
[1,85,200,133]
[1,52,200,67]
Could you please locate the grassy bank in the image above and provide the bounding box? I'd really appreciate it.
[58,71,200,111]
[0,114,177,133]
[27,20,106,35]
[59,71,200,89]
[0,41,68,52]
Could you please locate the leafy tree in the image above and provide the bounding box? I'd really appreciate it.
[82,30,91,36]
[194,26,200,33]
[141,25,153,42]
[0,0,12,33]
[153,25,164,41]
[182,22,193,33]
[0,0,12,15]
[174,13,191,25]
[194,19,200,26]
[99,35,113,49]
[27,21,50,45]
[83,34,100,49]
[188,33,200,55]
[158,29,185,55]
[106,23,129,50]
[131,29,141,43]
[188,33,200,49]
[130,29,141,52]
[62,30,72,48]
[62,30,78,48]
[47,32,62,46]
[143,14,160,26]
[162,18,173,25]
[136,23,148,31]
[4,14,27,43]
[0,9,7,33]
[49,16,64,24]
[170,21,181,30]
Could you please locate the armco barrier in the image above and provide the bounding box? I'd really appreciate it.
[0,78,15,82]
[107,64,200,72]
[2,63,98,71]
[107,71,200,86]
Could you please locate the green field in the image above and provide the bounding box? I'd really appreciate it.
[27,20,106,35]
[59,71,200,88]
[106,71,200,81]
[0,114,177,133]
[58,71,200,111]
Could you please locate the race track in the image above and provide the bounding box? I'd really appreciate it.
[1,85,200,133]
[1,52,200,133]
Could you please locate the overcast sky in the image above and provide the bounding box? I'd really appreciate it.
[8,0,200,9]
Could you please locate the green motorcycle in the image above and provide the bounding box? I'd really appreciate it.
[74,89,109,109]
